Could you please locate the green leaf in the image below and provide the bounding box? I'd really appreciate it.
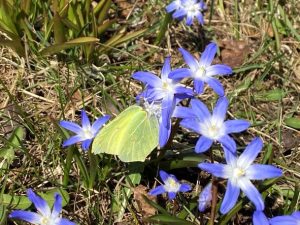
[40,37,99,55]
[1,194,31,210]
[146,214,195,225]
[254,88,286,101]
[53,12,66,44]
[284,117,300,129]
[38,188,70,207]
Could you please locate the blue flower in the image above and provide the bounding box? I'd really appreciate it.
[253,211,269,225]
[198,137,283,214]
[169,42,232,95]
[166,0,207,26]
[9,189,76,225]
[132,57,193,147]
[149,170,191,200]
[269,211,300,225]
[173,97,250,153]
[198,182,212,212]
[253,211,300,225]
[60,110,110,151]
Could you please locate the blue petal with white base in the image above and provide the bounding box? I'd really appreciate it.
[174,97,250,153]
[149,170,191,200]
[169,43,233,95]
[198,138,282,214]
[9,189,76,225]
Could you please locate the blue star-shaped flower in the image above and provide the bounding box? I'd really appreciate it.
[166,0,207,26]
[132,57,193,147]
[169,42,232,95]
[149,170,191,200]
[199,138,282,214]
[173,97,250,153]
[9,189,76,225]
[60,110,110,151]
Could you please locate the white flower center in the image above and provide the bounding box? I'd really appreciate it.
[194,66,207,79]
[232,167,246,178]
[164,177,180,193]
[162,81,174,93]
[200,117,225,140]
[82,128,94,139]
[186,4,200,14]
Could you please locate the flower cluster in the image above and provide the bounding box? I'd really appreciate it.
[166,0,207,26]
[132,42,285,222]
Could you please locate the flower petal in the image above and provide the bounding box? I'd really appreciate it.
[169,68,192,80]
[191,98,211,121]
[132,71,162,88]
[195,136,213,153]
[238,137,263,169]
[159,120,171,148]
[149,185,166,196]
[196,12,204,25]
[62,135,86,148]
[238,178,264,211]
[253,211,269,225]
[179,48,199,71]
[180,118,201,133]
[91,115,110,134]
[246,164,282,180]
[81,139,92,151]
[186,15,193,26]
[206,65,233,77]
[198,163,228,178]
[212,96,228,120]
[206,77,225,96]
[269,216,298,225]
[194,79,204,94]
[161,57,171,80]
[81,110,91,128]
[174,86,194,97]
[223,148,237,166]
[57,218,77,225]
[52,193,62,219]
[166,1,180,13]
[172,8,187,19]
[161,94,175,127]
[200,42,217,67]
[179,183,192,192]
[27,189,51,217]
[172,106,196,119]
[292,212,300,220]
[159,170,170,182]
[168,192,177,200]
[198,183,212,212]
[59,121,82,134]
[220,181,240,214]
[218,135,237,154]
[224,120,250,134]
[9,210,42,223]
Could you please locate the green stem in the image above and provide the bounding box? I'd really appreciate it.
[88,150,98,189]
[62,147,75,187]
[155,13,172,45]
[73,148,90,188]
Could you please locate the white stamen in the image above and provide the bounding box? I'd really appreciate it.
[200,117,225,140]
[82,128,94,139]
[164,177,180,193]
[194,66,207,79]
